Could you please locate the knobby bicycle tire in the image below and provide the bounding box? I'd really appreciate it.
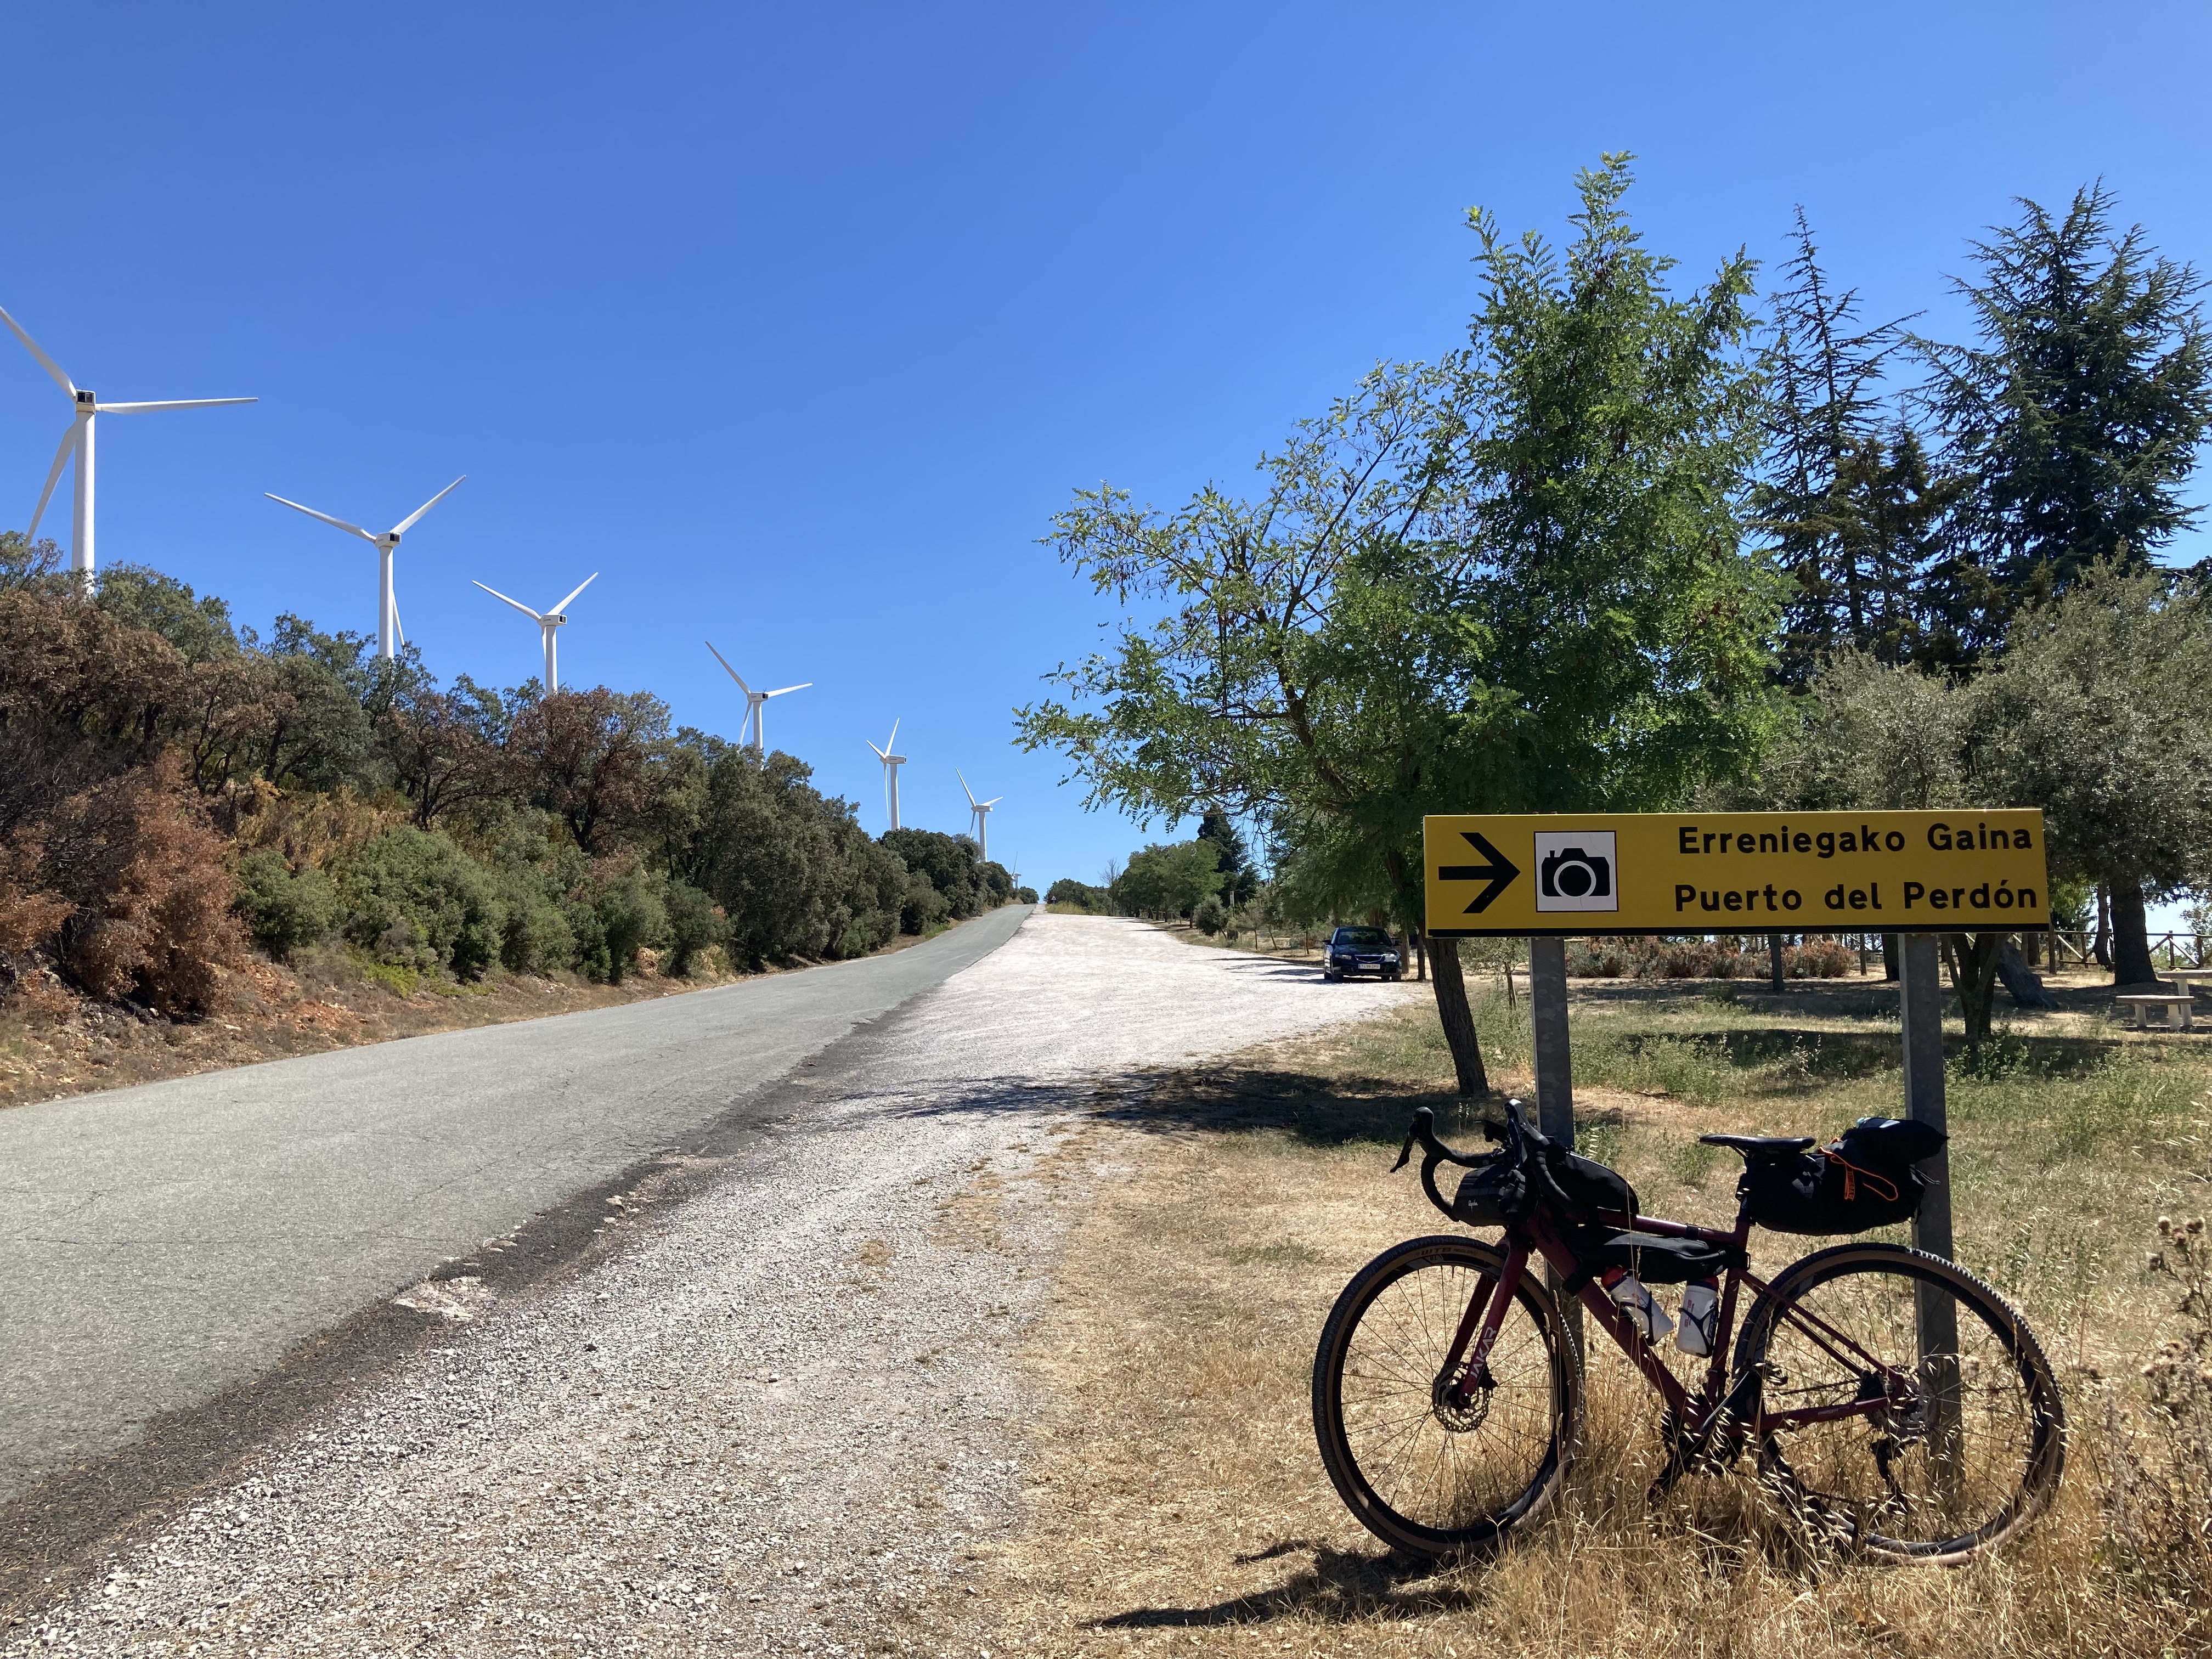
[1312,1234,1581,1559]
[1733,1242,2065,1565]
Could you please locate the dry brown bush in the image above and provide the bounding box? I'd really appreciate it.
[36,753,245,1014]
[223,778,409,871]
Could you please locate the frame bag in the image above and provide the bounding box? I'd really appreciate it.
[1741,1117,1946,1235]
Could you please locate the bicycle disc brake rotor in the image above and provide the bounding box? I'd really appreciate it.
[1431,1365,1493,1432]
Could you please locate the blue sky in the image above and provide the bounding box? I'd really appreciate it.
[2,2,2207,897]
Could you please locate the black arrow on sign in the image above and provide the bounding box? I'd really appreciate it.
[1438,832,1521,914]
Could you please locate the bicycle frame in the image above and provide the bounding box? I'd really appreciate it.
[1438,1196,1922,1451]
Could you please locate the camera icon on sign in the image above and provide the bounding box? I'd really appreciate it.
[1533,831,1618,912]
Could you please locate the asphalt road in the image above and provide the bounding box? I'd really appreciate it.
[0,904,1032,1506]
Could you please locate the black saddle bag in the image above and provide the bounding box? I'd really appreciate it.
[1740,1116,1946,1235]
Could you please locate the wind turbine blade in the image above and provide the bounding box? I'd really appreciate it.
[391,591,405,647]
[472,579,544,621]
[980,796,1003,808]
[866,740,889,760]
[548,572,597,615]
[703,640,752,694]
[265,493,379,542]
[28,425,75,538]
[0,302,75,395]
[95,397,256,414]
[391,475,466,535]
[886,718,899,749]
[957,770,978,808]
[764,682,810,698]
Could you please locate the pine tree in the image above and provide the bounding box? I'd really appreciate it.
[1918,183,2212,661]
[1756,212,1925,678]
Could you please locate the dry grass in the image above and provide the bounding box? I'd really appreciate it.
[974,982,2212,1657]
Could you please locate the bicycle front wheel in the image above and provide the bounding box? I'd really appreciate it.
[1735,1243,2065,1564]
[1313,1235,1579,1559]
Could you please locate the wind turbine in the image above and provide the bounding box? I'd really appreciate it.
[3,299,256,584]
[473,573,597,692]
[705,641,809,758]
[264,478,465,660]
[866,720,907,830]
[957,770,1002,864]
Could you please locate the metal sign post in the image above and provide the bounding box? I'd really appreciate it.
[1900,934,1963,1470]
[1527,936,1581,1347]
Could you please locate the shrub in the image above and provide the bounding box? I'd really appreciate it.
[234,849,338,959]
[1192,895,1226,936]
[899,873,950,935]
[585,856,668,984]
[660,877,724,977]
[331,826,503,980]
[37,755,247,1013]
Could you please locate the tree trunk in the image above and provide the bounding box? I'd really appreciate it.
[1996,937,2058,1008]
[1881,932,1900,982]
[2094,885,2112,970]
[1380,846,1487,1096]
[1427,939,1491,1097]
[1944,932,2007,1048]
[1768,930,1785,992]
[2111,882,2159,987]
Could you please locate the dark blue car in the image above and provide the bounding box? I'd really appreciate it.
[1323,926,1403,982]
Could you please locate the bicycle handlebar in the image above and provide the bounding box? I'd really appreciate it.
[1393,1097,1581,1224]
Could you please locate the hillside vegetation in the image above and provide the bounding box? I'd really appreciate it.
[0,538,1014,1031]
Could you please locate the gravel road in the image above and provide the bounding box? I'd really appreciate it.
[5,917,1415,1656]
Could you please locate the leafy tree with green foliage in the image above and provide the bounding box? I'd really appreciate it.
[1045,877,1109,912]
[1968,564,2212,987]
[1917,184,2212,661]
[1111,839,1224,919]
[92,563,240,663]
[1020,156,1776,1096]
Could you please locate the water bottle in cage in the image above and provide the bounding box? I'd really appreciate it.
[1675,1277,1720,1356]
[1600,1267,1673,1342]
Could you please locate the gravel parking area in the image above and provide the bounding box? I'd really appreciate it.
[7,916,1415,1657]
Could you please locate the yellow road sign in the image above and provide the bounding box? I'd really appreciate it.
[1423,810,2050,937]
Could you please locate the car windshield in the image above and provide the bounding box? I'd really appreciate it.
[1335,928,1392,948]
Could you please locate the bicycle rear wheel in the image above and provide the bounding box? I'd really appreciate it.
[1735,1243,2064,1564]
[1312,1234,1579,1558]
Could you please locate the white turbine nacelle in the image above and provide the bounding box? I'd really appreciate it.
[475,572,597,692]
[957,769,1003,865]
[265,477,465,662]
[3,299,255,585]
[866,719,907,830]
[706,641,810,758]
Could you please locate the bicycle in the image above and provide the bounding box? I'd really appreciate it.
[1312,1099,2065,1565]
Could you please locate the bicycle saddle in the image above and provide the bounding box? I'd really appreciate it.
[1699,1133,1815,1156]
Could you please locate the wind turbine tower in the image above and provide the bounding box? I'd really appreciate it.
[3,300,256,584]
[957,770,1003,864]
[867,720,907,830]
[473,573,597,692]
[706,641,810,757]
[266,478,465,660]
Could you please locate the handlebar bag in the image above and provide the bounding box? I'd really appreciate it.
[1453,1161,1532,1227]
[1740,1117,1944,1235]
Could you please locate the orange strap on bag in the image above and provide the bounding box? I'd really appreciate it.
[1819,1147,1901,1205]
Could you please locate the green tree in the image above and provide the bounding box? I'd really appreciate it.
[1755,212,1927,678]
[1918,184,2212,661]
[1111,840,1224,919]
[1968,564,2212,986]
[1020,156,1776,1096]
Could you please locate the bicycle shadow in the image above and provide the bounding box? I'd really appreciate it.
[1088,1541,1487,1630]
